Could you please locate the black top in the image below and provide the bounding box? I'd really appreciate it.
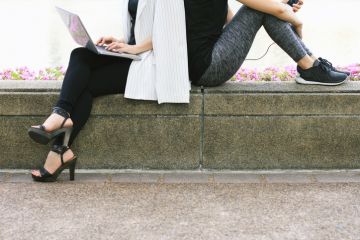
[184,0,228,83]
[128,0,139,45]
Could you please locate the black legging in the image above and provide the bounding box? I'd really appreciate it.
[53,47,132,147]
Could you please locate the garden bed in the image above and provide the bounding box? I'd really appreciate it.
[1,64,359,81]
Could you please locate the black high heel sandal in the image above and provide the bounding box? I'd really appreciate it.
[28,107,73,146]
[32,145,77,182]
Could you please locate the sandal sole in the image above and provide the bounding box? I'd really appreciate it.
[28,129,51,145]
[28,127,70,145]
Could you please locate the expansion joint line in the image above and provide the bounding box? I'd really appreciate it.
[199,86,205,170]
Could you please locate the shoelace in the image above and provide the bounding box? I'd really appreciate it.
[319,58,335,71]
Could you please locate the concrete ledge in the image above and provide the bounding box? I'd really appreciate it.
[1,169,360,184]
[1,80,360,170]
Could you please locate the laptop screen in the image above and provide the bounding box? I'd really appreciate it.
[56,7,91,47]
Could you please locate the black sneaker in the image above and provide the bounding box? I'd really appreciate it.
[318,57,351,76]
[296,60,348,86]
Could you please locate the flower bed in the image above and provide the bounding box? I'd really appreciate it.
[232,64,360,82]
[1,64,359,81]
[0,66,65,80]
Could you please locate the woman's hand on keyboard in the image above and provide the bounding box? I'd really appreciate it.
[96,36,124,46]
[106,42,140,55]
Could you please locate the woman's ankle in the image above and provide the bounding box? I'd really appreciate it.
[297,55,315,70]
[42,113,73,131]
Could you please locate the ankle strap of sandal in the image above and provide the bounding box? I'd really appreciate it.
[52,107,70,128]
[51,145,70,165]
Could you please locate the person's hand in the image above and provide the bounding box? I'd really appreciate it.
[96,36,123,46]
[284,3,304,38]
[292,0,304,13]
[106,42,140,55]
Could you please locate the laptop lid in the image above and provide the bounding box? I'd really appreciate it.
[55,6,98,53]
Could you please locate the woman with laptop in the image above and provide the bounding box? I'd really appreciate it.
[28,0,190,182]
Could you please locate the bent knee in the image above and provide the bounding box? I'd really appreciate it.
[70,47,92,59]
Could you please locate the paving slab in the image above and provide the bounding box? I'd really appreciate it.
[1,182,360,240]
[204,93,360,116]
[203,116,360,169]
[0,116,201,169]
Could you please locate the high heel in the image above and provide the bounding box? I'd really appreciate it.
[28,107,73,145]
[32,145,77,182]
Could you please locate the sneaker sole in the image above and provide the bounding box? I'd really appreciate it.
[295,76,349,86]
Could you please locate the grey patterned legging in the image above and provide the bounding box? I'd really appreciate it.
[197,5,313,87]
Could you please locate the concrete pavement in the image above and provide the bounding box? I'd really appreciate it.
[1,172,360,240]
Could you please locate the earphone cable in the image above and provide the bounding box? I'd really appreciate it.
[245,42,276,61]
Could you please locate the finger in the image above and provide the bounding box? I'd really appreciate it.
[293,4,301,9]
[107,42,118,50]
[293,5,301,11]
[105,42,115,49]
[113,44,127,52]
[115,48,124,53]
[110,46,123,52]
[298,0,304,5]
[110,43,125,50]
[96,37,103,45]
[100,38,108,46]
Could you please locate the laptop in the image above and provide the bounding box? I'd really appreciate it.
[56,6,141,61]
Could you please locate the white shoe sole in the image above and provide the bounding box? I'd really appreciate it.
[295,76,350,86]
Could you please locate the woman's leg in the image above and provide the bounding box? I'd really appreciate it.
[32,55,132,177]
[53,60,132,147]
[56,47,126,113]
[261,14,313,63]
[197,6,311,87]
[290,24,313,57]
[51,57,132,148]
[33,47,124,134]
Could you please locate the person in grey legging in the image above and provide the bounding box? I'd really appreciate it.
[184,0,350,87]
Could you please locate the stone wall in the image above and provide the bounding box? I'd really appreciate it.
[1,80,360,170]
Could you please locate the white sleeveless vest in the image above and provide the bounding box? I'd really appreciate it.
[121,0,191,104]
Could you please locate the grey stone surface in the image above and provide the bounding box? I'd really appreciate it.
[92,94,202,116]
[265,173,312,183]
[0,80,203,93]
[110,173,142,183]
[203,116,360,169]
[205,93,360,115]
[0,80,63,92]
[0,93,202,116]
[0,172,6,181]
[4,169,360,184]
[162,172,211,183]
[213,172,263,183]
[204,81,360,93]
[4,172,33,183]
[0,116,201,169]
[1,182,360,240]
[139,172,162,183]
[315,172,360,183]
[0,92,58,115]
[3,81,360,171]
[63,173,111,183]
